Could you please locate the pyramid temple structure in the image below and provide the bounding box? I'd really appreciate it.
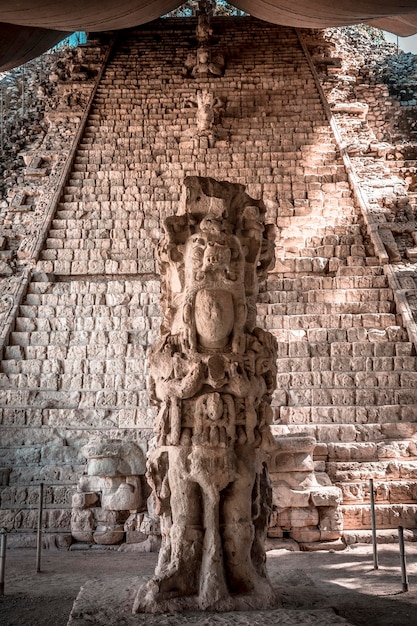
[2,5,417,562]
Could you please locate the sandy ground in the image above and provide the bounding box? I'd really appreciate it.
[1,543,417,625]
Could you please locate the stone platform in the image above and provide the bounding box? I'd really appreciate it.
[67,576,352,626]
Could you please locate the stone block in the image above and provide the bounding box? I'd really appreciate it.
[278,507,319,529]
[72,491,100,509]
[71,508,94,542]
[318,506,344,533]
[289,528,321,543]
[271,483,310,508]
[125,530,148,544]
[93,524,124,545]
[139,512,161,536]
[101,476,142,511]
[310,486,342,507]
[78,475,104,492]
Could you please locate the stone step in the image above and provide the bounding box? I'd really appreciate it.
[260,301,394,315]
[0,506,73,533]
[338,480,417,505]
[271,421,417,442]
[266,273,388,290]
[341,503,417,530]
[273,340,414,357]
[0,371,145,392]
[276,369,417,386]
[3,343,143,361]
[0,407,150,429]
[324,440,417,462]
[302,288,392,303]
[47,224,145,236]
[35,258,156,275]
[39,249,153,264]
[326,460,417,483]
[273,258,383,274]
[14,314,156,331]
[39,250,150,264]
[272,387,417,408]
[267,312,399,330]
[1,356,146,374]
[54,207,151,219]
[343,528,417,545]
[0,389,148,410]
[8,329,158,347]
[26,280,159,296]
[275,405,417,424]
[259,289,393,305]
[3,369,416,394]
[0,486,75,510]
[50,218,145,230]
[18,303,157,317]
[271,326,408,343]
[19,297,157,312]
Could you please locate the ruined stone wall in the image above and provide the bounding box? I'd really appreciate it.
[1,18,417,544]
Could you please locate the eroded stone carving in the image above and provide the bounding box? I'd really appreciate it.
[196,0,214,44]
[182,1,225,79]
[133,177,277,613]
[268,435,343,544]
[185,90,226,147]
[71,439,146,545]
[184,46,226,79]
[379,221,417,261]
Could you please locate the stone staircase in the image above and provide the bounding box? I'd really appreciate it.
[1,18,417,542]
[268,261,417,535]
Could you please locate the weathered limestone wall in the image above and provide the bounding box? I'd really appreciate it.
[1,18,417,544]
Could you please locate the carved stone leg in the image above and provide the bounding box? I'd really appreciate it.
[189,446,233,609]
[133,447,203,613]
[220,446,275,605]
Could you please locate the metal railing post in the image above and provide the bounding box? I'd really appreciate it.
[36,482,44,573]
[398,526,409,592]
[369,478,378,569]
[0,527,7,595]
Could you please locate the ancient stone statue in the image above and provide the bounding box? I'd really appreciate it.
[133,177,277,613]
[196,0,214,44]
[182,1,225,80]
[71,439,146,545]
[184,90,225,147]
[183,46,226,79]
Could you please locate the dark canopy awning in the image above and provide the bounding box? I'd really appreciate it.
[1,0,417,72]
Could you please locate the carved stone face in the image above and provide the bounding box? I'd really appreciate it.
[195,288,234,349]
[202,241,231,274]
[187,230,236,284]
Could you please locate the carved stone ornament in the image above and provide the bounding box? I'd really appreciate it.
[196,0,214,44]
[133,177,277,614]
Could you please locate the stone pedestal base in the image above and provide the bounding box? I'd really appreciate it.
[67,576,353,626]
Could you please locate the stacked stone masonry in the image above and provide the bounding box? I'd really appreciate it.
[1,17,417,544]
